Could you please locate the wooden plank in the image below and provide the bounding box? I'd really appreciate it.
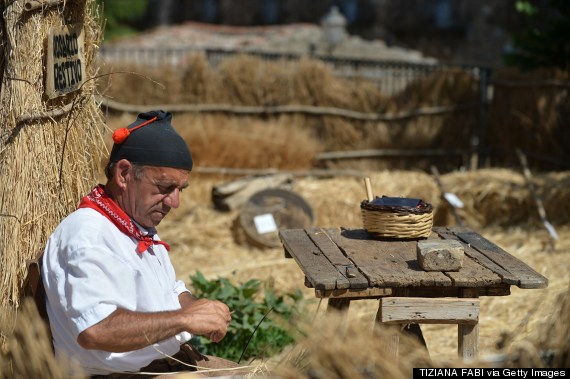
[406,285,510,298]
[279,229,350,290]
[434,227,515,286]
[441,256,502,287]
[453,228,548,289]
[306,227,369,289]
[317,148,465,160]
[380,297,479,325]
[327,228,452,288]
[316,287,392,299]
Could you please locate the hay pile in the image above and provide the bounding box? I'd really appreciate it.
[0,299,85,379]
[0,0,105,332]
[271,312,440,379]
[438,169,570,227]
[0,1,105,372]
[99,55,478,171]
[105,113,322,171]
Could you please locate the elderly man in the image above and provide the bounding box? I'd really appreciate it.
[42,111,242,378]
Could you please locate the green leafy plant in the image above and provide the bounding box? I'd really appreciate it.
[504,0,570,71]
[188,271,303,363]
[95,0,148,41]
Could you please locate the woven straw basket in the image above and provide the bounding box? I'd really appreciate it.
[360,196,434,239]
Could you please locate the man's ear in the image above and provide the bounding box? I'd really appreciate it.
[113,159,132,190]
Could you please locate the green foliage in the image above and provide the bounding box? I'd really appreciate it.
[188,271,303,363]
[504,0,570,71]
[95,0,148,41]
[515,0,539,15]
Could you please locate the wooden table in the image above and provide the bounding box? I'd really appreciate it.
[279,226,548,360]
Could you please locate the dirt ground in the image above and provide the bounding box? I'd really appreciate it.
[158,172,569,364]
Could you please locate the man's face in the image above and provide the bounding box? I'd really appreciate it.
[125,165,189,228]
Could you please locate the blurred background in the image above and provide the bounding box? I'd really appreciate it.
[96,0,570,173]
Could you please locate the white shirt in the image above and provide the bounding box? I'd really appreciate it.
[42,208,192,375]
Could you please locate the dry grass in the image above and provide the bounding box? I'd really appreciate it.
[0,299,85,379]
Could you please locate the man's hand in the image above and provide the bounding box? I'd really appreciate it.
[77,298,232,352]
[181,298,231,343]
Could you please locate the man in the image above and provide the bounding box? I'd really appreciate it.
[42,111,242,378]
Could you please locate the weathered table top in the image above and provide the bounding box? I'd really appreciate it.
[279,226,548,298]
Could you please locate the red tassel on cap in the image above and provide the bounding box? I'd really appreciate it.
[112,128,130,144]
[112,116,158,145]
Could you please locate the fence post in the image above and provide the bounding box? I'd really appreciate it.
[470,67,491,170]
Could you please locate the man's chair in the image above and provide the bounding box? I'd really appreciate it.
[22,249,53,350]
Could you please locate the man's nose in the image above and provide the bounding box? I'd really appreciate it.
[163,189,180,208]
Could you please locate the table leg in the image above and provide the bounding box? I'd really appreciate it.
[374,301,400,359]
[458,288,479,361]
[403,323,429,353]
[327,298,351,312]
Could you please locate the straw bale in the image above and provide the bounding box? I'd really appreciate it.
[104,112,322,171]
[215,54,277,105]
[99,51,570,170]
[269,311,461,379]
[290,170,440,229]
[0,0,105,313]
[97,62,183,105]
[501,287,570,368]
[0,298,85,378]
[98,54,489,173]
[439,169,570,227]
[179,53,215,104]
[395,69,479,108]
[531,171,570,225]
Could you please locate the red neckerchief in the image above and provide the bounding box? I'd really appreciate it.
[78,185,170,255]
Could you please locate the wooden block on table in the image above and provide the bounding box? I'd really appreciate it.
[417,239,464,271]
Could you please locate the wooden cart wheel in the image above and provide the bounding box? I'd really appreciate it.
[238,188,315,248]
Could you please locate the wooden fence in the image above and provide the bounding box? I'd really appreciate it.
[98,46,570,170]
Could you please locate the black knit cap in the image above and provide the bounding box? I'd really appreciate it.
[109,110,193,171]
